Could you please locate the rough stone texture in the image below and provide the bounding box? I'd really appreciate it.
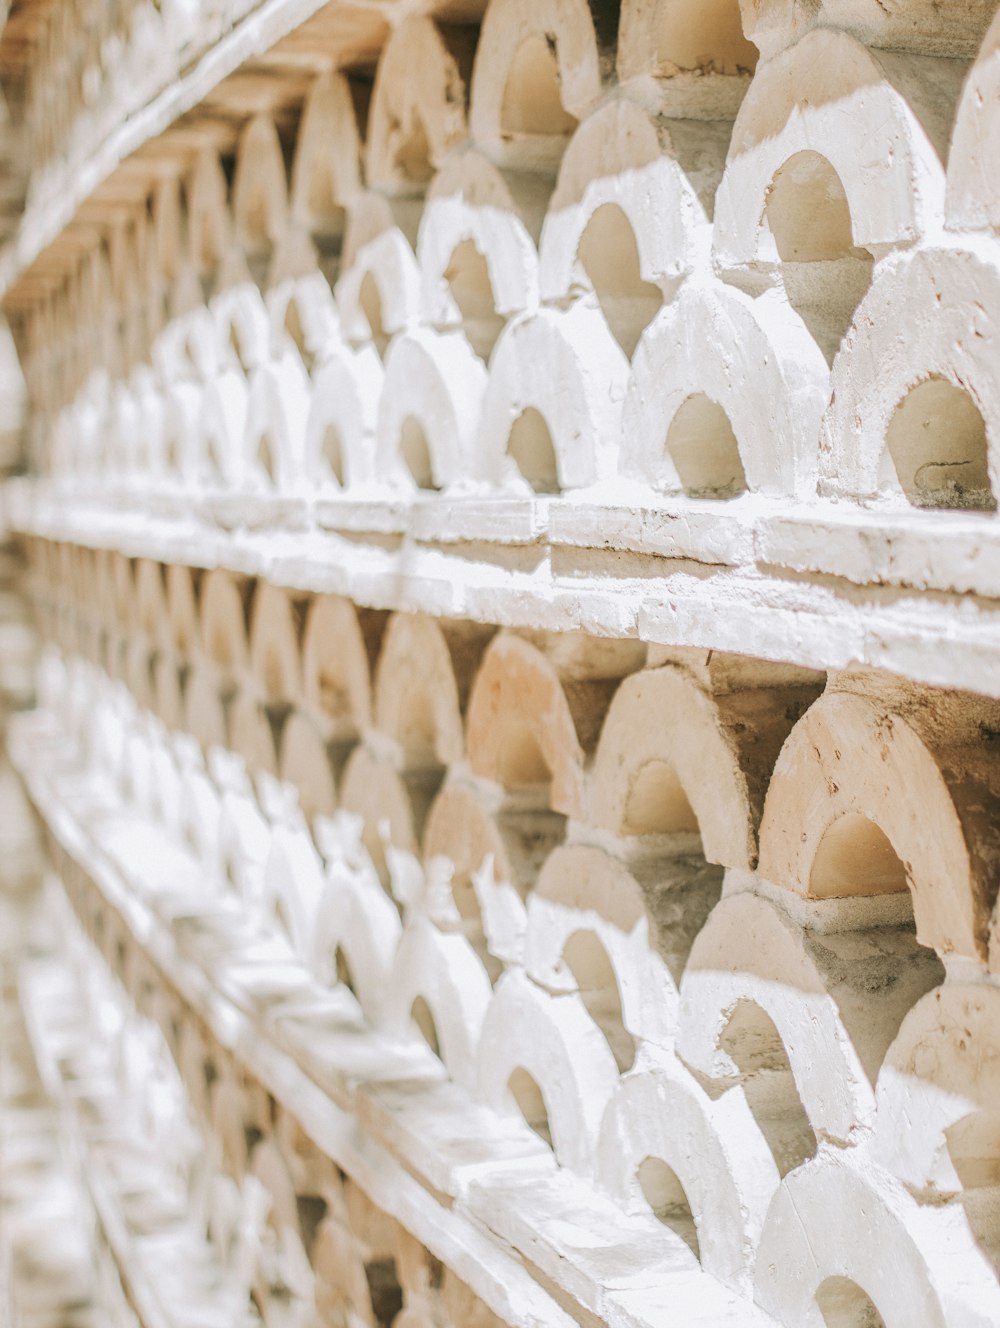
[5,0,1000,1325]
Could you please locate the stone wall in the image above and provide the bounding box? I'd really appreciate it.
[3,0,1000,1325]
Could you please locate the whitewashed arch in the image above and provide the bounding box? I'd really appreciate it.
[622,279,827,497]
[375,328,487,489]
[479,304,628,490]
[820,245,1000,505]
[713,27,947,270]
[476,970,619,1175]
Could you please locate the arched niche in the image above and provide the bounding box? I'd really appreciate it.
[375,328,487,490]
[248,582,306,710]
[417,147,541,347]
[232,115,290,287]
[821,247,1000,505]
[480,305,628,491]
[757,689,1000,959]
[621,278,827,499]
[468,0,602,170]
[465,632,585,815]
[373,614,466,770]
[713,29,948,283]
[366,18,475,197]
[304,340,383,490]
[884,376,994,511]
[761,149,874,364]
[537,99,719,350]
[300,594,375,745]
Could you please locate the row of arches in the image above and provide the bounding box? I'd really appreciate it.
[27,569,1000,1327]
[29,544,1000,964]
[37,856,504,1328]
[15,7,1000,512]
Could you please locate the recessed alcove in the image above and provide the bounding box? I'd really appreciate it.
[508,1066,553,1146]
[577,203,661,358]
[637,1156,700,1259]
[719,999,817,1179]
[665,395,747,498]
[506,407,559,493]
[562,929,635,1072]
[500,35,578,138]
[653,0,757,76]
[809,815,908,898]
[886,377,995,511]
[764,150,874,365]
[621,759,700,838]
[443,238,504,360]
[815,1276,887,1328]
[400,417,438,490]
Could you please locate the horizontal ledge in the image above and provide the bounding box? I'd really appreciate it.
[13,482,1000,697]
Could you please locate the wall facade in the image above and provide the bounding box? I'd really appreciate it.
[3,1,1000,1325]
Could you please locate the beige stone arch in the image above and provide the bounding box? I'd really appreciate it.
[366,17,475,197]
[229,688,279,776]
[375,327,487,490]
[465,632,586,816]
[758,689,1000,958]
[289,69,364,239]
[373,614,466,769]
[588,664,810,869]
[469,0,603,170]
[248,583,306,709]
[232,114,290,282]
[185,146,232,285]
[621,278,827,498]
[165,562,201,661]
[278,712,338,823]
[617,0,758,116]
[199,568,252,677]
[713,29,950,271]
[300,594,374,742]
